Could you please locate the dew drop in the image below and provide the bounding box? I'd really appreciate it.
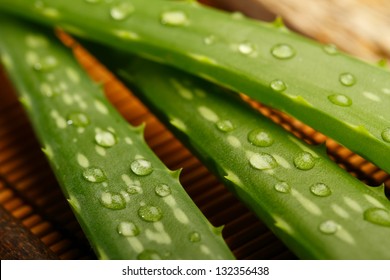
[100,191,126,210]
[310,183,331,197]
[231,12,245,20]
[138,205,163,222]
[203,35,216,45]
[34,1,59,18]
[117,221,140,237]
[95,130,117,148]
[274,182,291,194]
[131,159,153,176]
[319,220,340,234]
[294,152,316,170]
[155,184,171,197]
[26,34,48,48]
[189,231,201,243]
[363,208,390,227]
[67,112,90,127]
[248,129,274,147]
[126,185,142,195]
[40,83,55,97]
[339,73,356,87]
[270,79,287,92]
[110,2,134,21]
[249,153,278,170]
[160,11,188,26]
[33,56,58,72]
[328,94,352,107]
[82,167,107,182]
[381,128,390,143]
[238,41,256,56]
[323,44,338,55]
[271,43,295,59]
[137,250,162,260]
[216,120,235,132]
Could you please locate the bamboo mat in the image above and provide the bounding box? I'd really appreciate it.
[1,1,389,260]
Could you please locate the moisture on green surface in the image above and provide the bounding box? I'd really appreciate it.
[2,0,388,173]
[89,50,390,259]
[0,16,234,260]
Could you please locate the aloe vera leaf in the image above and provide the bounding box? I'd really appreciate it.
[0,16,234,260]
[86,43,390,259]
[0,0,389,175]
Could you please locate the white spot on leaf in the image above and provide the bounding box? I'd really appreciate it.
[227,136,241,148]
[344,197,363,212]
[291,189,322,216]
[363,91,381,102]
[364,194,385,208]
[174,209,189,224]
[95,100,109,114]
[198,106,219,122]
[331,204,350,219]
[170,79,194,100]
[95,145,107,156]
[66,67,80,83]
[170,117,187,131]
[77,153,89,168]
[145,222,171,244]
[113,29,140,40]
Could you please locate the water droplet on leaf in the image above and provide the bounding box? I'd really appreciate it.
[137,250,162,260]
[203,35,216,45]
[155,184,171,197]
[248,129,274,147]
[216,120,235,132]
[274,182,291,193]
[319,220,339,234]
[189,231,201,242]
[67,112,90,127]
[339,73,356,86]
[126,185,142,195]
[100,191,126,210]
[271,44,295,59]
[117,221,140,237]
[95,130,117,148]
[270,79,287,92]
[110,2,134,21]
[33,56,58,72]
[323,44,338,55]
[161,11,188,26]
[310,183,331,197]
[238,42,256,56]
[381,128,390,143]
[40,83,55,97]
[364,208,390,227]
[131,159,153,176]
[294,152,315,170]
[83,167,106,182]
[249,153,278,170]
[231,12,245,20]
[328,94,352,107]
[138,205,163,222]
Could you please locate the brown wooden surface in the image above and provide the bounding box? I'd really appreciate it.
[1,0,389,260]
[0,196,57,260]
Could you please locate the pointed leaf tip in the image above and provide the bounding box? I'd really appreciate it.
[213,225,224,236]
[170,168,182,179]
